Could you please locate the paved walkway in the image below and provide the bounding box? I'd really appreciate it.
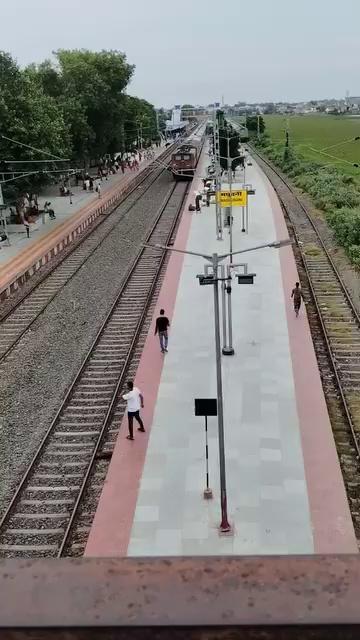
[0,149,164,268]
[85,145,357,557]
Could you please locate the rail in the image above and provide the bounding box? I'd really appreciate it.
[250,145,360,536]
[0,144,179,362]
[0,181,189,558]
[250,146,360,325]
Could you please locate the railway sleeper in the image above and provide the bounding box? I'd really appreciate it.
[5,528,64,537]
[0,544,58,556]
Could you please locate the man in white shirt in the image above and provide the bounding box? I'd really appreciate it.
[122,380,145,441]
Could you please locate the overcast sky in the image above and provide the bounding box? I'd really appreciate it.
[1,0,359,107]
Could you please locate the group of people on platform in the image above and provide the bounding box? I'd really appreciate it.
[9,141,161,241]
[9,193,56,238]
[59,145,159,198]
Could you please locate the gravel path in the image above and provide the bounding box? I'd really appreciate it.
[0,171,175,517]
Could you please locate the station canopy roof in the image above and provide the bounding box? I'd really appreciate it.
[165,121,188,132]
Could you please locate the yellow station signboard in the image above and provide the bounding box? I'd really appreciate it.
[216,189,248,207]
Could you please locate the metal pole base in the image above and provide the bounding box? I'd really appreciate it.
[241,228,245,232]
[219,522,234,536]
[203,488,213,500]
[222,346,235,356]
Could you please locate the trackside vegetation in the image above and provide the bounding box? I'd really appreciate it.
[252,118,360,267]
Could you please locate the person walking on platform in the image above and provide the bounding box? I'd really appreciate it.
[155,308,170,353]
[23,217,30,238]
[123,381,145,441]
[195,191,202,212]
[291,282,304,318]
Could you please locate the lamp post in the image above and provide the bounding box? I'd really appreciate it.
[213,105,222,241]
[217,131,247,356]
[144,237,291,534]
[217,143,244,262]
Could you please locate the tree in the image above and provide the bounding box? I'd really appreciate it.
[0,47,159,196]
[0,51,71,200]
[157,108,170,134]
[123,96,158,150]
[216,114,242,171]
[55,49,134,158]
[26,59,94,163]
[246,115,265,134]
[25,60,63,98]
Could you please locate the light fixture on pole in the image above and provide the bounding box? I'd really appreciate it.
[144,236,291,534]
[216,143,252,356]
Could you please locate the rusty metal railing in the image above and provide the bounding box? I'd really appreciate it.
[0,555,360,638]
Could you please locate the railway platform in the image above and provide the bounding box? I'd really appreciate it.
[85,146,357,556]
[0,146,166,300]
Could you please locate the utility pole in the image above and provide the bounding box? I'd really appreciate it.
[121,123,126,156]
[220,264,227,349]
[285,117,290,147]
[136,123,140,151]
[223,132,235,356]
[155,110,160,139]
[226,133,233,263]
[211,253,231,532]
[214,106,222,240]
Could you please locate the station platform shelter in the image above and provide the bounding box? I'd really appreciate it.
[85,144,357,557]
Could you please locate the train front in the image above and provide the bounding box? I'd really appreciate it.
[170,145,198,181]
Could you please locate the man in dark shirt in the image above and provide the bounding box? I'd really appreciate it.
[155,308,170,353]
[291,282,304,318]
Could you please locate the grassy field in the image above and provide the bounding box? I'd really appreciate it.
[264,114,360,175]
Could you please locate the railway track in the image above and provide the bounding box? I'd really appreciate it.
[252,148,360,540]
[0,147,177,363]
[0,180,189,558]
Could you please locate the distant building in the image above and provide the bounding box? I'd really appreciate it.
[348,97,360,110]
[165,106,188,136]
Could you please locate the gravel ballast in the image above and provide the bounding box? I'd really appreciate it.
[0,171,175,518]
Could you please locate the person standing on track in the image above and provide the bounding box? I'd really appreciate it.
[123,381,145,441]
[155,308,170,353]
[291,282,304,317]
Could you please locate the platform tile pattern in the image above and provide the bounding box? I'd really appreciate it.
[128,163,314,555]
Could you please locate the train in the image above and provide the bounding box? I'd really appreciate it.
[170,124,206,180]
